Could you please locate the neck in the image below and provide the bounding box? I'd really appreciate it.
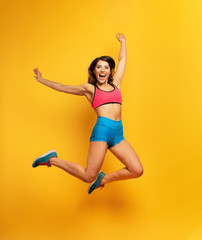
[96,81,110,87]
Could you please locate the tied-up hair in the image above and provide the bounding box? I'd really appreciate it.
[88,56,115,85]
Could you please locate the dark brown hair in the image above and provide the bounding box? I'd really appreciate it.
[88,56,115,85]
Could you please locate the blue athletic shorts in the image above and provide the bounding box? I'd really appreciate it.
[90,116,125,149]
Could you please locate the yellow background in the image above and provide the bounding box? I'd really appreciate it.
[1,0,202,239]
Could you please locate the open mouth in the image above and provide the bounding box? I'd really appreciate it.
[99,74,106,78]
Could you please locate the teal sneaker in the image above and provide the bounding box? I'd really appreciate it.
[32,150,57,168]
[88,171,105,194]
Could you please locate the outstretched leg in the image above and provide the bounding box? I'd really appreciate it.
[101,139,143,185]
[50,141,108,183]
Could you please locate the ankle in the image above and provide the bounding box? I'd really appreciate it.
[50,157,58,165]
[101,175,107,185]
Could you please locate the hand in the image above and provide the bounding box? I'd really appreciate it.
[33,68,42,81]
[115,33,126,43]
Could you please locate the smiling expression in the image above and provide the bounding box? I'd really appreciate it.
[93,60,111,83]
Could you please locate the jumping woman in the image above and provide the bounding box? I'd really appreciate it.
[32,33,144,194]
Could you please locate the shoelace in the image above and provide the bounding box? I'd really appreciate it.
[99,175,105,190]
[39,160,51,167]
[100,184,104,190]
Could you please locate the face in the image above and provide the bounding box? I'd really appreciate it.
[93,60,111,83]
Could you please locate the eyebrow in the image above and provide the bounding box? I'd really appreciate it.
[97,64,109,67]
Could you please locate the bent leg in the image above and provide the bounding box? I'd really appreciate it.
[101,139,144,185]
[50,141,108,183]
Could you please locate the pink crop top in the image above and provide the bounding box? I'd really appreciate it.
[91,82,122,109]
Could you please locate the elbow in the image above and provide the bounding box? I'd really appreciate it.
[59,84,68,93]
[119,56,127,62]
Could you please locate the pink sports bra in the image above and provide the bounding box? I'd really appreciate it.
[91,82,122,109]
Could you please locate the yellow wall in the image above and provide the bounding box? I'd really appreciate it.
[1,0,202,239]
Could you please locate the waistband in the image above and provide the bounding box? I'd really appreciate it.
[96,116,123,130]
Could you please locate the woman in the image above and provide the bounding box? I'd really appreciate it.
[32,33,144,194]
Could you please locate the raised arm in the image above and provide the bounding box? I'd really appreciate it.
[113,33,127,86]
[33,68,93,97]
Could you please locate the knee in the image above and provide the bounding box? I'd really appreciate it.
[130,165,144,178]
[136,166,144,177]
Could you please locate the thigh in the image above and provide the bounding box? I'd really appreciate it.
[85,141,108,177]
[109,139,143,172]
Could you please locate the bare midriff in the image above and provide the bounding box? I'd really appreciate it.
[94,103,122,121]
